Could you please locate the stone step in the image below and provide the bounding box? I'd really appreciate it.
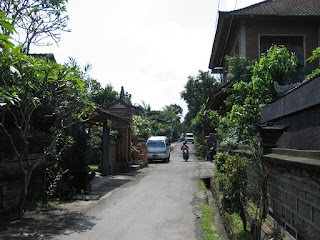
[129,165,140,171]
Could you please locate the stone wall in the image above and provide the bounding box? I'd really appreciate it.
[246,164,260,201]
[261,76,320,150]
[256,77,320,239]
[267,171,320,240]
[263,149,320,240]
[0,155,44,215]
[245,150,320,239]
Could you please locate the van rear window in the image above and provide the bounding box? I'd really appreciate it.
[147,141,165,147]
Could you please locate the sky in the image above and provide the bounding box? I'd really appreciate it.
[31,0,263,117]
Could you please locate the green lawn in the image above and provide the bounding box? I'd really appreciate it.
[89,165,99,171]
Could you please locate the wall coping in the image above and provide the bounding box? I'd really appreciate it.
[261,77,320,123]
[263,148,320,170]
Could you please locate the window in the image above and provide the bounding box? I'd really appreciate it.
[234,40,240,55]
[260,35,304,65]
[147,140,165,148]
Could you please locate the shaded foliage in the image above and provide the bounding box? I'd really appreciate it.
[132,104,182,141]
[208,46,297,239]
[180,70,219,125]
[191,104,206,144]
[0,44,95,218]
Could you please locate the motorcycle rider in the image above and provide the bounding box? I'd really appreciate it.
[181,141,189,159]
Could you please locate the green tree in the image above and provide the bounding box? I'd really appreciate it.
[0,47,95,218]
[132,104,182,141]
[92,84,119,107]
[224,55,254,107]
[250,45,297,104]
[134,101,150,114]
[225,55,254,84]
[1,0,70,53]
[141,100,152,112]
[161,104,182,123]
[211,46,297,239]
[132,115,153,139]
[0,12,16,50]
[180,70,219,125]
[222,46,297,144]
[66,57,119,107]
[161,104,182,140]
[152,121,172,137]
[305,47,320,81]
[191,104,205,144]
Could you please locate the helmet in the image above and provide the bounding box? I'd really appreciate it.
[183,141,187,144]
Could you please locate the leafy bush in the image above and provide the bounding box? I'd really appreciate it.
[214,152,248,231]
[195,144,203,156]
[305,47,320,82]
[213,152,229,171]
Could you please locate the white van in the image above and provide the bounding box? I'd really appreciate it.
[185,133,194,144]
[147,136,170,163]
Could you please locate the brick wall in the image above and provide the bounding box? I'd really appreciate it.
[245,18,319,67]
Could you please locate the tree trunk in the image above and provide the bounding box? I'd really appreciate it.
[253,172,268,240]
[17,168,33,219]
[239,205,247,231]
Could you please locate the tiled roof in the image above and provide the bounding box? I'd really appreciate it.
[228,0,320,16]
[209,0,320,71]
[29,53,56,62]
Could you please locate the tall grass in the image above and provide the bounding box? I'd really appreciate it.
[201,203,220,240]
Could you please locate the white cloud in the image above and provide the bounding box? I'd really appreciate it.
[31,0,264,116]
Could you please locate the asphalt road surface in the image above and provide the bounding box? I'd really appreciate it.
[55,143,203,240]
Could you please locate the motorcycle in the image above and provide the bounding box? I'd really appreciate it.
[207,146,216,161]
[182,147,189,161]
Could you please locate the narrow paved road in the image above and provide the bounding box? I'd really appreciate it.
[55,143,203,240]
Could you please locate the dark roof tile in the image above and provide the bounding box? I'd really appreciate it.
[29,53,56,62]
[227,0,320,16]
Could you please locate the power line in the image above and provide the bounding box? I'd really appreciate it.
[149,76,188,83]
[125,76,189,85]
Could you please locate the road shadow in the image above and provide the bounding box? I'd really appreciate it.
[88,168,152,198]
[0,170,147,239]
[90,177,132,196]
[0,207,98,239]
[148,160,170,164]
